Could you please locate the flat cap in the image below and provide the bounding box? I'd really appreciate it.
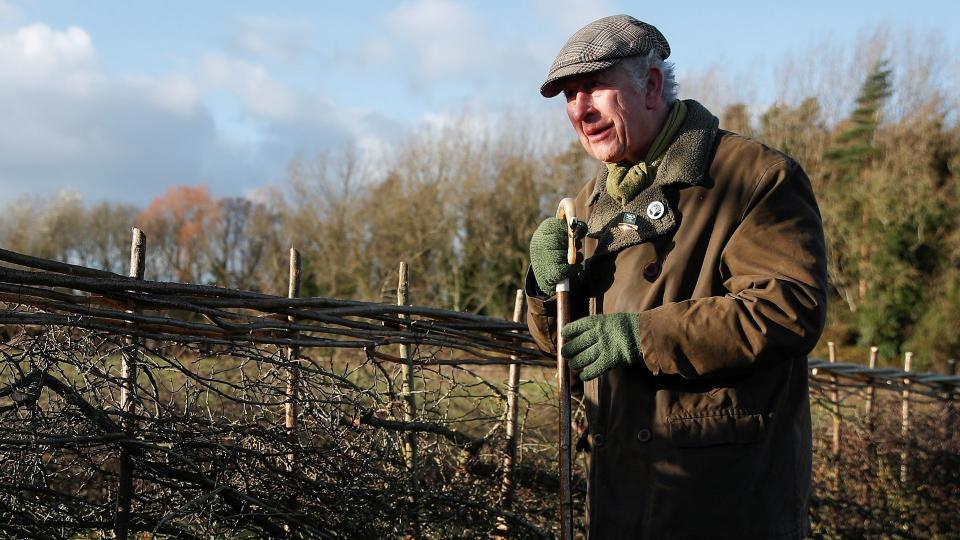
[540,15,670,98]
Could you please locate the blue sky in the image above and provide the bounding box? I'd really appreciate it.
[1,0,957,206]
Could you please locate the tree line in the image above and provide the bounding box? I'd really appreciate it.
[2,43,958,372]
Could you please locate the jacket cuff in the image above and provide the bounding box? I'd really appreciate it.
[524,265,558,355]
[636,308,665,376]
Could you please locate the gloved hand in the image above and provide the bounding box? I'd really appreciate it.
[529,217,587,293]
[561,313,642,381]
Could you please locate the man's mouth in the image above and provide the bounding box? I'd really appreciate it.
[584,124,612,141]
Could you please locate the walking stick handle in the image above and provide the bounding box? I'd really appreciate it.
[556,198,578,265]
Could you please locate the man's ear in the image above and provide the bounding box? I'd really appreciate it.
[645,66,664,109]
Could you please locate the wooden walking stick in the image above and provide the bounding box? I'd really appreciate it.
[555,197,577,540]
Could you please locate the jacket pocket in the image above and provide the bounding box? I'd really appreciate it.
[666,408,766,447]
[655,378,767,447]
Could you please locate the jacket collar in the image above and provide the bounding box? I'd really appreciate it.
[586,99,719,256]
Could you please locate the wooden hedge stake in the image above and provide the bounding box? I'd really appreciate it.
[947,359,958,442]
[115,227,145,540]
[398,262,417,474]
[495,289,525,537]
[398,262,419,537]
[864,346,879,433]
[285,248,301,459]
[900,352,913,484]
[283,248,301,537]
[828,342,842,491]
[864,346,879,502]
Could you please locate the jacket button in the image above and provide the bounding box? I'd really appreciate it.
[591,433,605,448]
[637,429,652,443]
[643,261,660,281]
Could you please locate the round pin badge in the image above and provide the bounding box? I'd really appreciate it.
[646,201,665,220]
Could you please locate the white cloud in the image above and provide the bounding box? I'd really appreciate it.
[202,53,300,120]
[355,35,394,67]
[358,0,542,89]
[127,73,202,116]
[231,16,313,64]
[0,0,20,28]
[200,52,405,166]
[529,0,616,35]
[385,0,480,78]
[0,24,98,91]
[0,23,220,204]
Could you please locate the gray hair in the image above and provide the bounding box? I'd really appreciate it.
[619,49,678,103]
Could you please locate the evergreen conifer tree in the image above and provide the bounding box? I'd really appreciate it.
[823,61,893,177]
[821,61,895,352]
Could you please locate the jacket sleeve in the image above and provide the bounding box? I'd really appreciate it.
[636,159,828,378]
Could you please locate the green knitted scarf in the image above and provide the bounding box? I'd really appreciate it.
[605,100,688,206]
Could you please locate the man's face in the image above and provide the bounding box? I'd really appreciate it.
[562,65,658,164]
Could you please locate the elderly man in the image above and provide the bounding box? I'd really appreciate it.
[525,15,827,540]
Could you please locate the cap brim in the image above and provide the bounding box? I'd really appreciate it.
[540,59,618,97]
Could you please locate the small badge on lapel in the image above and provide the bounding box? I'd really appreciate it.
[618,212,639,231]
[646,201,665,220]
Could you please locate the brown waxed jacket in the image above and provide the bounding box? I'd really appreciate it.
[526,100,826,540]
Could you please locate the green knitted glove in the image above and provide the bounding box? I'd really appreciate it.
[529,217,587,293]
[561,313,643,381]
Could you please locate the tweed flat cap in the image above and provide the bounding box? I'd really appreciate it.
[540,15,670,98]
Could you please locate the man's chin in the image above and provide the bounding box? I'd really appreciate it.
[592,150,624,164]
[579,139,624,163]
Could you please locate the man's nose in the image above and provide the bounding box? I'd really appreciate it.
[569,92,593,122]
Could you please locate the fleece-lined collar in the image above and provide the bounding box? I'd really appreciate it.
[586,99,719,256]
